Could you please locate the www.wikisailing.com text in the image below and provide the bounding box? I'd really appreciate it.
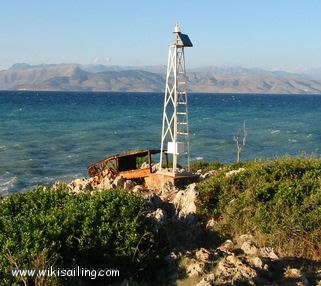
[11,265,120,280]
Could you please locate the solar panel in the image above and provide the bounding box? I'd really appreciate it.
[178,33,193,47]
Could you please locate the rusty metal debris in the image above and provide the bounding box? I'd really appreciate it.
[87,150,167,182]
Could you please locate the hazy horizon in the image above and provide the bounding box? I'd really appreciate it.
[2,61,321,75]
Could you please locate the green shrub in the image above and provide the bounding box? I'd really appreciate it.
[0,186,166,285]
[189,160,224,173]
[197,157,321,259]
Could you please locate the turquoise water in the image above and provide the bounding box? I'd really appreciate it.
[1,91,321,194]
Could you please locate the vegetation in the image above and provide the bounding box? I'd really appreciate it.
[189,160,224,173]
[3,155,321,284]
[0,186,166,285]
[197,157,321,260]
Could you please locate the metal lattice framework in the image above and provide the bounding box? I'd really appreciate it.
[159,24,193,173]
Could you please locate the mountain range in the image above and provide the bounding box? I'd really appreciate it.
[1,63,321,94]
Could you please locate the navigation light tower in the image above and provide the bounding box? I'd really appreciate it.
[159,24,193,174]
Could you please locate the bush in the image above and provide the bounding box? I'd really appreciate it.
[189,160,224,173]
[197,157,321,259]
[0,186,166,285]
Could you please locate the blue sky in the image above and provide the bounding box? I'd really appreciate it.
[1,0,321,71]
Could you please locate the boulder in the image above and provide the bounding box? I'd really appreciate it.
[96,176,113,191]
[206,218,216,231]
[213,240,234,259]
[247,256,264,269]
[259,247,279,260]
[284,267,302,279]
[147,208,167,223]
[67,177,93,193]
[52,181,62,190]
[160,181,176,199]
[172,183,198,219]
[196,274,215,286]
[195,248,212,262]
[124,179,136,190]
[186,260,205,277]
[112,175,125,188]
[132,185,147,194]
[217,239,234,253]
[200,170,217,179]
[225,167,245,177]
[215,254,257,285]
[241,241,259,256]
[151,162,161,172]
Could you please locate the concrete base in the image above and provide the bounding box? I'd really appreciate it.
[144,171,199,190]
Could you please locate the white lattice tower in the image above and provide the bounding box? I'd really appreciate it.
[159,24,193,174]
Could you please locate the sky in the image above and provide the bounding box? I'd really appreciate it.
[1,0,321,71]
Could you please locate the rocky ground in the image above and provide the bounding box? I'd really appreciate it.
[60,170,321,286]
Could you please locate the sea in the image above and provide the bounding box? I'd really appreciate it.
[1,91,321,195]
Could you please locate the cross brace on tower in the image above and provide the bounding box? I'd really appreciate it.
[159,24,193,174]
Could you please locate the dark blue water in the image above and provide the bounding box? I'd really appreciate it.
[1,91,321,194]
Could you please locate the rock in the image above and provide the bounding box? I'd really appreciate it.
[124,179,136,190]
[213,249,230,259]
[225,167,245,177]
[214,240,234,259]
[259,247,279,260]
[52,181,62,190]
[215,254,257,285]
[140,162,149,169]
[160,181,176,198]
[147,208,167,223]
[146,194,163,209]
[241,240,259,256]
[284,267,302,279]
[172,183,198,219]
[132,185,147,194]
[200,170,217,179]
[200,173,210,179]
[284,266,310,285]
[196,248,212,262]
[206,218,216,230]
[186,261,205,277]
[237,234,254,245]
[96,176,113,190]
[151,162,161,172]
[217,239,234,253]
[67,177,93,193]
[196,273,216,286]
[247,256,263,269]
[113,175,125,188]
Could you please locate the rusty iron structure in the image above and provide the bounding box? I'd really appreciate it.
[87,150,167,182]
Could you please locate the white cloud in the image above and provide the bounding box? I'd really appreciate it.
[92,56,112,65]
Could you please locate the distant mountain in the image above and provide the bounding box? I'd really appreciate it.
[81,64,167,74]
[1,63,321,94]
[298,68,321,80]
[190,66,303,78]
